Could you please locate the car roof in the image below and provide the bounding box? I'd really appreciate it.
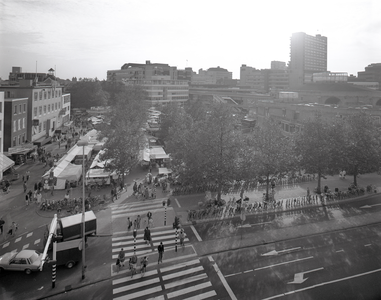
[15,250,38,259]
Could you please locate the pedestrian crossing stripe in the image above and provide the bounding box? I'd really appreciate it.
[111,198,169,210]
[112,206,174,219]
[111,229,189,259]
[112,258,217,300]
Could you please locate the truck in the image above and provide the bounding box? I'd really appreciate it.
[50,239,82,269]
[55,211,97,242]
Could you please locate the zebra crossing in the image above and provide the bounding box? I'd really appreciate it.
[112,258,218,300]
[111,198,172,220]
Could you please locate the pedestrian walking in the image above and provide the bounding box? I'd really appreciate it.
[127,217,132,231]
[118,248,125,267]
[7,222,18,236]
[26,171,30,182]
[133,181,137,196]
[157,242,164,263]
[28,190,33,202]
[133,219,138,230]
[0,218,4,235]
[34,182,38,191]
[23,181,27,193]
[179,229,185,247]
[143,227,151,245]
[111,188,115,203]
[136,215,141,229]
[25,193,29,207]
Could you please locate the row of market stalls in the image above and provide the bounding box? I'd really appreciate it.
[41,129,113,189]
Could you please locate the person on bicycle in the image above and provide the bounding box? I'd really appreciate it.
[118,248,125,267]
[140,256,148,273]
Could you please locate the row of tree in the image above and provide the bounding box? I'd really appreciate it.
[84,81,380,202]
[161,102,381,201]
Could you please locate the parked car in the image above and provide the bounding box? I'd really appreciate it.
[0,250,43,274]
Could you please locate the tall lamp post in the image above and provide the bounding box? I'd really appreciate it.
[77,138,88,280]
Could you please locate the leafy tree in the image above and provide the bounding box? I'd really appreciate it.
[246,119,297,201]
[100,86,148,181]
[295,113,340,194]
[340,113,381,186]
[157,102,184,142]
[167,103,244,200]
[69,79,108,108]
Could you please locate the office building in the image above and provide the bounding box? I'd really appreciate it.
[107,61,188,106]
[289,32,327,87]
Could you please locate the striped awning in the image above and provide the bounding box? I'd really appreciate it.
[0,153,15,172]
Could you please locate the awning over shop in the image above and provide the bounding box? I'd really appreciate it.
[149,147,170,160]
[158,168,172,175]
[33,136,52,147]
[8,143,37,155]
[0,153,15,173]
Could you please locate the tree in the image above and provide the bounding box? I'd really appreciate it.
[246,119,297,201]
[100,86,148,181]
[340,113,381,186]
[295,113,340,194]
[167,103,244,200]
[69,79,108,108]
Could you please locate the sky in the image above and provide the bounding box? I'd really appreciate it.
[1,0,380,81]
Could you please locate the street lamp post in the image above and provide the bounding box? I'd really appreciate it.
[77,139,88,280]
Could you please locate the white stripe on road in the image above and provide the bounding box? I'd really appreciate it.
[113,286,162,300]
[164,273,208,289]
[254,256,314,271]
[166,282,212,299]
[26,232,33,238]
[162,266,204,281]
[153,238,189,247]
[364,244,372,247]
[182,290,217,300]
[190,225,202,242]
[2,242,9,248]
[113,278,160,294]
[34,239,40,245]
[174,198,181,208]
[160,259,200,273]
[22,244,29,249]
[209,255,237,300]
[112,268,158,279]
[112,249,152,259]
[112,207,173,219]
[262,268,381,300]
[15,237,21,243]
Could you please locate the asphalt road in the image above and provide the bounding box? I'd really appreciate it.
[211,222,381,300]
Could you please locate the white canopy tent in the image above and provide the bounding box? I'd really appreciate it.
[42,163,82,190]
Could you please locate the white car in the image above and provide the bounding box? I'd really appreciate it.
[0,250,43,274]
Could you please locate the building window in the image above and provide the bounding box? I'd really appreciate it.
[44,91,47,99]
[48,104,50,113]
[13,137,16,147]
[39,123,42,133]
[55,103,57,110]
[43,121,46,130]
[18,119,21,130]
[0,121,2,131]
[58,102,61,109]
[22,133,25,143]
[34,107,37,116]
[34,92,38,101]
[18,135,21,145]
[44,105,46,114]
[48,91,51,99]
[39,91,42,100]
[39,106,42,115]
[19,104,22,114]
[55,91,57,97]
[14,105,17,114]
[13,120,16,132]
[23,118,25,129]
[23,103,26,112]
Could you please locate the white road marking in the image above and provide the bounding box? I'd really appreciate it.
[209,255,237,300]
[261,247,301,256]
[167,282,212,299]
[15,237,22,243]
[244,269,253,273]
[165,273,207,289]
[254,256,314,271]
[160,259,200,273]
[225,272,242,278]
[174,198,181,208]
[262,268,381,300]
[163,266,204,281]
[34,239,40,245]
[364,244,372,247]
[2,242,10,248]
[335,249,344,253]
[190,225,202,242]
[26,232,33,238]
[182,290,217,300]
[22,244,29,249]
